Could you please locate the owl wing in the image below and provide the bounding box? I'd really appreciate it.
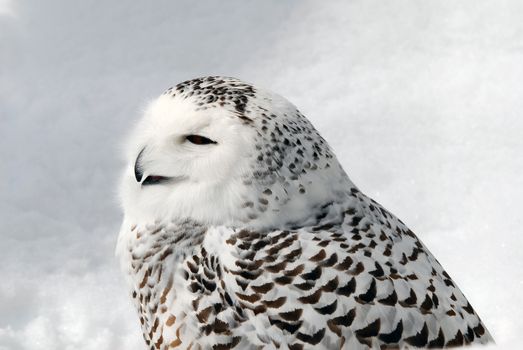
[196,192,492,349]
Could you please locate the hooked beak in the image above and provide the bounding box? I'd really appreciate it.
[134,148,171,186]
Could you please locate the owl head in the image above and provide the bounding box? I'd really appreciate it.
[120,77,351,230]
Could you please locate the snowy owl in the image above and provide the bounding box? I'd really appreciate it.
[117,76,492,349]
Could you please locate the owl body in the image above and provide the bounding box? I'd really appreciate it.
[117,77,492,349]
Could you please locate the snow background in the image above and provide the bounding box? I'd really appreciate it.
[1,0,522,349]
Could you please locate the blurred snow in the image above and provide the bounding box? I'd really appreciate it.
[0,0,12,16]
[1,0,522,349]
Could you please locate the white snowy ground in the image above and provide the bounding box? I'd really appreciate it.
[1,1,522,349]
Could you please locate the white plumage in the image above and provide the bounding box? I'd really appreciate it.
[116,76,492,349]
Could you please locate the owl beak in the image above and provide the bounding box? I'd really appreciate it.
[134,148,146,183]
[134,147,171,186]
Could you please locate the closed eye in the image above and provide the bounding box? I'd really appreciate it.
[185,134,217,145]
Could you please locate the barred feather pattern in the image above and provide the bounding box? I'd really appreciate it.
[122,188,492,349]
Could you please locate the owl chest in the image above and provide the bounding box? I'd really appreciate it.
[129,244,229,349]
[129,253,179,348]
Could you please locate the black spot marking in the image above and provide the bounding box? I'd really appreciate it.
[355,319,380,338]
[356,279,376,303]
[378,290,398,306]
[296,328,325,345]
[337,277,356,297]
[269,318,302,334]
[399,288,417,307]
[301,266,322,281]
[405,322,428,347]
[279,309,303,322]
[428,328,445,348]
[315,300,337,315]
[446,330,464,347]
[379,320,403,344]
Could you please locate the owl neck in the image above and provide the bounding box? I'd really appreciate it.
[116,218,206,282]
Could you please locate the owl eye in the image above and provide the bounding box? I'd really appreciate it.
[185,134,217,145]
